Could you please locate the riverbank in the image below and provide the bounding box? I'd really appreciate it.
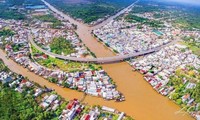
[14,0,195,119]
[0,0,195,119]
[0,46,194,120]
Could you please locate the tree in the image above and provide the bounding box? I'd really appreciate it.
[170,92,180,100]
[7,0,25,6]
[191,82,200,103]
[50,37,75,55]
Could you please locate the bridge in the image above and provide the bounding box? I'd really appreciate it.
[29,35,175,64]
[34,0,178,64]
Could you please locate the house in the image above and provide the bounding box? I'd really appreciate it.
[102,106,115,113]
[118,112,125,120]
[2,77,13,84]
[182,94,190,103]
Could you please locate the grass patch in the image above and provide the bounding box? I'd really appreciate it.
[180,41,200,56]
[31,44,101,72]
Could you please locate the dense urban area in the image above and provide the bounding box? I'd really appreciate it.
[0,0,200,120]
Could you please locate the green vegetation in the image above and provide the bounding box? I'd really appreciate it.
[98,111,119,120]
[0,2,25,20]
[0,61,57,120]
[0,60,67,120]
[34,14,63,28]
[173,17,200,30]
[131,5,161,14]
[181,37,200,56]
[11,43,24,52]
[0,29,15,37]
[153,13,170,19]
[130,0,200,30]
[124,116,134,120]
[31,44,100,72]
[172,8,200,30]
[7,0,25,6]
[0,85,55,120]
[24,0,44,5]
[46,0,136,23]
[168,67,200,111]
[50,37,75,55]
[125,14,164,28]
[0,60,9,72]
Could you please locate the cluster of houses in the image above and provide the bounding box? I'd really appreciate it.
[64,70,123,100]
[40,93,66,111]
[28,8,91,58]
[0,20,29,58]
[0,69,64,113]
[31,27,90,58]
[181,30,200,44]
[131,44,200,92]
[26,3,74,30]
[0,62,128,120]
[59,99,126,120]
[1,19,123,101]
[130,44,200,118]
[93,19,178,55]
[130,4,185,25]
[170,65,199,118]
[27,62,123,100]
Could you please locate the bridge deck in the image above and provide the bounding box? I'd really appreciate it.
[29,35,163,64]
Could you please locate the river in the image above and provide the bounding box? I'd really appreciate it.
[1,0,195,119]
[0,50,193,120]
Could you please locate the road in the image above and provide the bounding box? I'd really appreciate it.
[29,34,177,64]
[92,0,139,29]
[34,0,178,64]
[1,0,194,120]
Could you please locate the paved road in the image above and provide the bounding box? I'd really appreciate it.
[92,0,139,29]
[37,0,178,64]
[42,0,139,30]
[29,34,177,64]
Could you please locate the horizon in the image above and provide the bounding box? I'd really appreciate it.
[160,0,200,6]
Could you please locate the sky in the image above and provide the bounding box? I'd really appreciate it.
[164,0,200,5]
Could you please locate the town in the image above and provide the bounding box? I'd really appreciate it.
[0,0,200,120]
[0,14,124,101]
[0,59,131,120]
[93,2,200,119]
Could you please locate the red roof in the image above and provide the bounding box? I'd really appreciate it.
[76,107,82,114]
[21,79,27,84]
[85,114,90,120]
[42,54,48,59]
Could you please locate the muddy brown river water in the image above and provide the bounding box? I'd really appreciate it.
[0,0,195,119]
[0,50,193,120]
